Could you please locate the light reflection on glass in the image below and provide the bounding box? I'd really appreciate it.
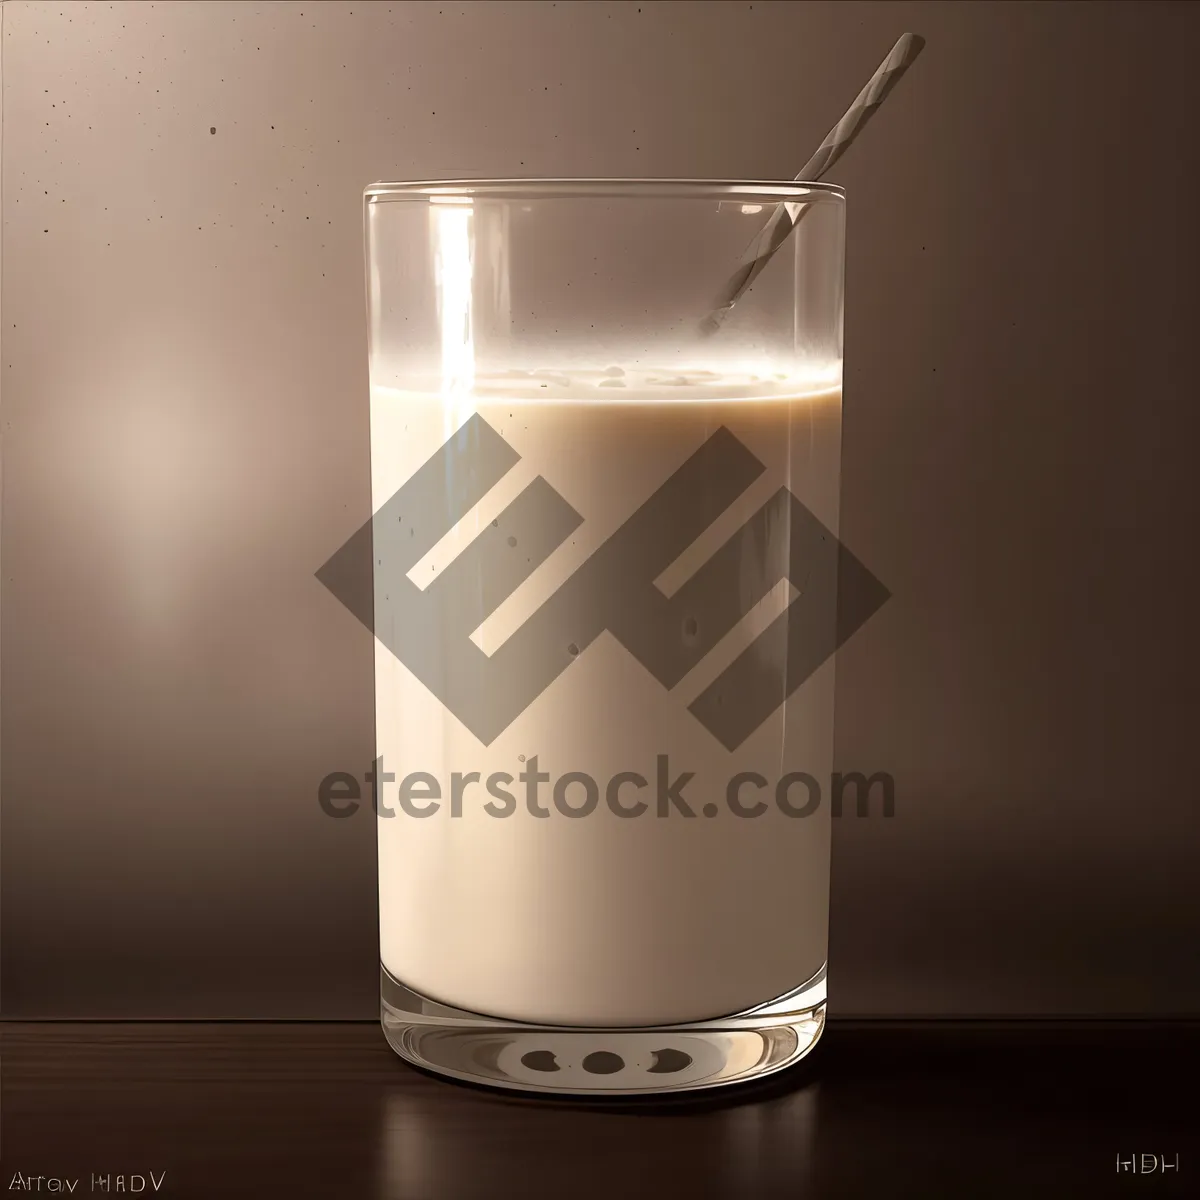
[430,197,476,408]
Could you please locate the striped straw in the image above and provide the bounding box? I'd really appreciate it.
[701,33,925,336]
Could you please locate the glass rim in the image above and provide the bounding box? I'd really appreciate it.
[364,177,845,202]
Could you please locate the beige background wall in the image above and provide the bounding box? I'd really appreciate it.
[3,0,1199,1016]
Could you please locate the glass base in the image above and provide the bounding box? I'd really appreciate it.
[380,965,826,1096]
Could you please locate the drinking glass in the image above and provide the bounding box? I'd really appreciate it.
[363,179,845,1094]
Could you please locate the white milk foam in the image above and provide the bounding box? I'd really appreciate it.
[376,360,843,407]
[461,363,842,402]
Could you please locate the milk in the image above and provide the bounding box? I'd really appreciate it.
[373,366,841,1027]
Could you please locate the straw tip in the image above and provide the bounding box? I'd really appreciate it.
[900,32,926,57]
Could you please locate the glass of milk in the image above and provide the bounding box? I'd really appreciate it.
[364,179,845,1094]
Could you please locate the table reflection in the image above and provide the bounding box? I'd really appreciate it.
[375,1070,821,1200]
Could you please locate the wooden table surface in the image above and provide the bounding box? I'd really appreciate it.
[2,1021,1197,1199]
